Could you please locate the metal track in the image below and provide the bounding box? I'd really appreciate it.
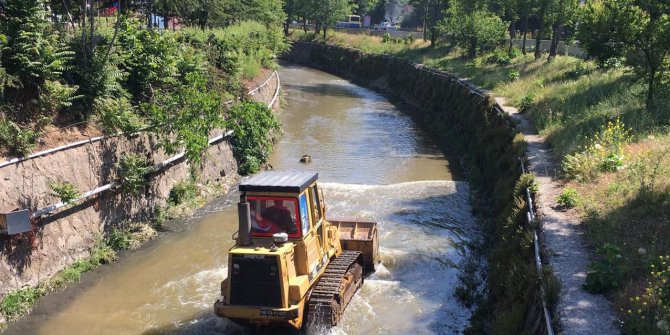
[306,250,363,327]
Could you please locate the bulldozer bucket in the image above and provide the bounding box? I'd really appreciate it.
[331,220,379,272]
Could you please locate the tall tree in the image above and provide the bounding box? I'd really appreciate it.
[547,0,578,62]
[534,0,550,59]
[496,0,520,51]
[353,0,379,15]
[283,0,296,35]
[409,0,444,44]
[440,2,507,57]
[310,0,351,39]
[519,0,533,54]
[578,0,670,108]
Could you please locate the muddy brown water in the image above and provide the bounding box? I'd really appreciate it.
[5,64,479,335]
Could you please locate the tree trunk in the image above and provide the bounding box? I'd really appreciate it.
[548,0,565,62]
[508,20,516,52]
[284,18,290,36]
[548,20,561,62]
[640,46,661,110]
[120,0,128,15]
[534,0,548,60]
[422,7,427,41]
[469,38,477,58]
[647,67,656,109]
[89,0,95,51]
[198,10,208,30]
[430,0,440,47]
[323,26,327,40]
[302,18,307,33]
[521,12,528,55]
[81,0,87,62]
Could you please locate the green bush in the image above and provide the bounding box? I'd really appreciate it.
[515,172,539,195]
[584,243,626,293]
[107,228,132,251]
[0,288,44,322]
[518,93,535,113]
[118,153,153,195]
[441,7,507,57]
[242,59,261,79]
[508,70,520,81]
[569,61,589,78]
[508,47,522,59]
[556,187,580,208]
[562,151,601,182]
[37,80,80,115]
[562,118,631,181]
[88,243,117,264]
[169,181,198,205]
[0,119,40,156]
[48,181,79,204]
[382,33,392,43]
[489,48,511,65]
[95,97,145,134]
[225,101,280,175]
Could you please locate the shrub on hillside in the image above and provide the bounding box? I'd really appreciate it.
[556,187,580,208]
[563,118,631,182]
[584,243,626,293]
[440,6,507,57]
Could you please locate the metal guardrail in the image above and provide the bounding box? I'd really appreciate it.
[520,158,555,335]
[29,130,235,219]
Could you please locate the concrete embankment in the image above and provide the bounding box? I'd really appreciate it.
[0,70,279,299]
[284,42,552,333]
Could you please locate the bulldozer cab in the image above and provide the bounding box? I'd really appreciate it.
[239,171,326,243]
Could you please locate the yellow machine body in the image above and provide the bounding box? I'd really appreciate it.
[213,171,379,329]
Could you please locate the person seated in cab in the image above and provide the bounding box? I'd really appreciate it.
[262,200,297,234]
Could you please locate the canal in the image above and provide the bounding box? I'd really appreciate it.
[4,64,479,335]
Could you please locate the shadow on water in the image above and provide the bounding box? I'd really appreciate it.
[284,83,364,99]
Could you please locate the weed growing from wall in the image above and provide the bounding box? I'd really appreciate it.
[48,181,79,205]
[118,153,152,195]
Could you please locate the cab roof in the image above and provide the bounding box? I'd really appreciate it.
[239,171,318,193]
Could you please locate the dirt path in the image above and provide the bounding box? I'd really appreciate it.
[496,97,620,334]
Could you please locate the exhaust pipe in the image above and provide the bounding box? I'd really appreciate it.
[238,201,253,246]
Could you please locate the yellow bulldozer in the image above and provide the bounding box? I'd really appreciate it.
[214,171,380,329]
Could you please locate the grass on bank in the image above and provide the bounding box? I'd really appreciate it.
[291,29,670,333]
[0,242,117,324]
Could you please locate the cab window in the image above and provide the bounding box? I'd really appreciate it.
[248,196,301,238]
[310,186,322,223]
